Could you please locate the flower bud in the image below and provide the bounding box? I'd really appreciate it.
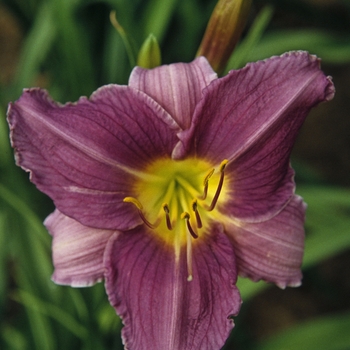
[137,34,162,69]
[197,0,251,75]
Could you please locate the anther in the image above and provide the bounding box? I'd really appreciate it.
[123,196,143,210]
[199,168,214,200]
[219,159,228,172]
[123,197,159,229]
[162,203,173,230]
[191,199,202,229]
[181,212,198,239]
[207,159,228,211]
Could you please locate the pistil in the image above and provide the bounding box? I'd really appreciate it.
[186,230,193,282]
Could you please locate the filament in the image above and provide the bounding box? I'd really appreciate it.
[181,212,198,239]
[207,159,228,212]
[199,168,214,200]
[123,197,160,229]
[191,199,202,228]
[163,203,173,230]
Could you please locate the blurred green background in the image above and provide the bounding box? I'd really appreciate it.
[1,0,350,349]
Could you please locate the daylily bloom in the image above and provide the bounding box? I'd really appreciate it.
[7,51,334,350]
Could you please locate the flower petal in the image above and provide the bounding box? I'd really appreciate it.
[178,51,334,220]
[45,210,115,287]
[8,86,178,230]
[129,57,217,130]
[104,224,241,350]
[225,195,306,288]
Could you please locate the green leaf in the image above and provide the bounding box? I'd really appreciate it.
[225,5,274,71]
[13,2,57,94]
[109,10,137,69]
[102,26,130,84]
[0,183,54,306]
[237,278,268,300]
[0,211,7,304]
[2,325,28,350]
[142,0,178,42]
[50,0,95,99]
[13,289,88,340]
[67,288,89,322]
[244,29,350,65]
[0,184,50,250]
[257,312,350,350]
[17,281,56,350]
[298,186,350,267]
[97,302,121,335]
[0,108,12,166]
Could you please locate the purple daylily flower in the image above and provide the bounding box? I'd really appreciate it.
[7,52,334,350]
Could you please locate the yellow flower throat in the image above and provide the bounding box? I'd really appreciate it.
[123,158,229,280]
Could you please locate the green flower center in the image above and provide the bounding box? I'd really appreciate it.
[124,157,229,280]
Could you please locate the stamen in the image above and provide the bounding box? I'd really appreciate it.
[162,203,173,230]
[219,159,229,172]
[123,197,159,229]
[181,212,198,239]
[207,159,228,212]
[191,199,202,229]
[199,168,214,200]
[123,196,143,210]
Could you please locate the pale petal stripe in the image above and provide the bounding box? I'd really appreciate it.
[45,210,115,287]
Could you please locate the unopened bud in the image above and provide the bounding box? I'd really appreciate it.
[137,34,161,69]
[197,0,251,75]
